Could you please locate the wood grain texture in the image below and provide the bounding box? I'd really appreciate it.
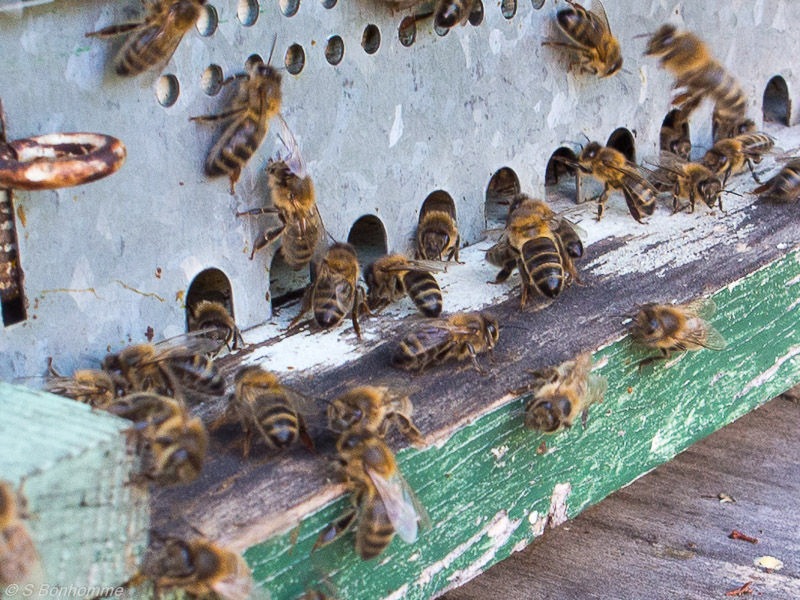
[0,384,150,591]
[444,397,800,600]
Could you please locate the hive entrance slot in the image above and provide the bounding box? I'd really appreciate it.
[606,128,635,162]
[269,252,310,310]
[347,215,387,268]
[185,268,234,331]
[545,147,580,204]
[485,167,520,229]
[0,190,25,327]
[763,76,790,126]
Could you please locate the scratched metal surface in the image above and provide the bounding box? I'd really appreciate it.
[0,0,797,378]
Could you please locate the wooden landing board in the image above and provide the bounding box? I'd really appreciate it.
[443,397,800,600]
[144,160,800,600]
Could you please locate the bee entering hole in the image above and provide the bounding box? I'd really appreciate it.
[185,268,235,331]
[245,53,263,69]
[763,75,790,126]
[660,110,691,160]
[468,0,484,26]
[269,252,310,310]
[485,167,520,229]
[155,74,180,107]
[0,191,25,327]
[501,0,516,19]
[530,0,544,7]
[196,4,219,36]
[398,17,417,47]
[347,215,388,269]
[285,44,305,75]
[279,0,300,17]
[362,24,381,55]
[606,127,636,162]
[201,64,224,96]
[325,36,344,65]
[545,147,580,203]
[237,0,259,26]
[420,190,456,220]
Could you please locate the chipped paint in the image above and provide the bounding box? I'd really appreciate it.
[388,105,403,149]
[547,482,571,528]
[490,445,509,461]
[734,345,800,400]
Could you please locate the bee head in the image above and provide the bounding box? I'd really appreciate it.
[328,398,364,433]
[192,544,224,580]
[670,139,692,160]
[644,24,677,56]
[173,0,207,28]
[481,314,500,347]
[698,178,722,208]
[525,397,572,433]
[603,57,623,78]
[580,142,602,162]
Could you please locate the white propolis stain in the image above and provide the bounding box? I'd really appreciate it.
[734,345,800,400]
[753,0,764,25]
[459,32,472,70]
[389,104,404,148]
[490,445,509,461]
[771,0,787,32]
[638,66,648,105]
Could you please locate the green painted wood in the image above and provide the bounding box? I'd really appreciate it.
[244,249,800,600]
[0,384,150,593]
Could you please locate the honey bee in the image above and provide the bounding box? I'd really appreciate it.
[660,110,691,161]
[564,142,657,222]
[44,360,129,409]
[327,386,422,444]
[644,24,748,142]
[289,243,370,340]
[237,118,322,269]
[753,158,800,203]
[192,49,282,194]
[648,153,725,213]
[130,536,254,600]
[391,312,499,375]
[314,428,428,560]
[211,366,315,459]
[363,254,443,318]
[488,196,579,307]
[102,333,225,399]
[108,392,208,486]
[542,0,622,78]
[86,0,207,77]
[433,0,477,30]
[416,204,461,263]
[629,298,726,371]
[511,353,607,433]
[0,481,41,588]
[701,133,776,185]
[188,300,244,352]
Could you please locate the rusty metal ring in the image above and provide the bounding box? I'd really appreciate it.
[0,133,126,191]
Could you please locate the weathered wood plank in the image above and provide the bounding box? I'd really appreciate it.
[0,384,149,592]
[443,397,800,600]
[149,240,799,600]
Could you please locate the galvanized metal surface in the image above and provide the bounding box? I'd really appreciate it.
[0,0,797,378]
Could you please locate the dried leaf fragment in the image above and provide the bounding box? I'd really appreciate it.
[729,530,758,544]
[725,581,753,596]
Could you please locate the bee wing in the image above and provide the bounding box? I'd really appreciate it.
[283,386,321,417]
[588,0,611,31]
[548,215,587,239]
[585,374,608,407]
[367,467,428,543]
[601,157,656,184]
[276,114,308,180]
[697,324,727,351]
[0,0,53,11]
[44,377,102,398]
[683,297,716,320]
[146,330,226,362]
[386,259,445,274]
[212,574,257,600]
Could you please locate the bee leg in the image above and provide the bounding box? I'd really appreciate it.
[580,408,590,430]
[746,159,763,184]
[241,428,253,460]
[287,286,313,330]
[232,327,246,350]
[249,225,285,260]
[236,207,280,218]
[297,415,317,453]
[595,186,610,221]
[519,285,529,309]
[47,357,64,377]
[688,188,696,214]
[489,262,516,285]
[392,413,423,444]
[637,349,669,373]
[85,22,144,38]
[466,344,487,376]
[312,509,359,553]
[189,107,248,124]
[575,169,583,204]
[228,172,241,195]
[447,237,463,264]
[209,402,235,432]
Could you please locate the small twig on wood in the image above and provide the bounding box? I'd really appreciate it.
[725,581,753,596]
[729,530,759,544]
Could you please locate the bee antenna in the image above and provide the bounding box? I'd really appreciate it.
[325,230,339,244]
[632,32,653,39]
[267,34,278,66]
[580,132,591,144]
[722,190,743,197]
